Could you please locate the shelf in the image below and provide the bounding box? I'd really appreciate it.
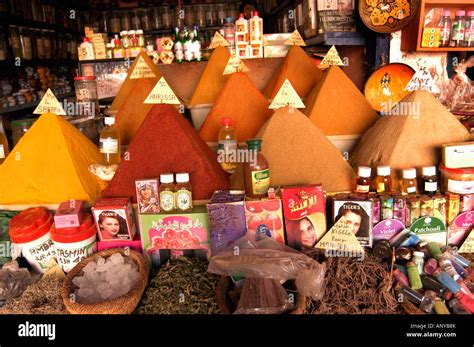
[414,47,474,51]
[305,32,366,46]
[0,59,78,68]
[0,13,82,36]
[0,92,75,115]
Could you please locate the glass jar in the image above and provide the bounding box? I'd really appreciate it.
[217,3,227,26]
[100,12,109,33]
[12,119,35,147]
[151,8,163,29]
[227,2,239,21]
[110,11,121,32]
[206,5,215,27]
[162,6,174,29]
[140,8,151,31]
[68,115,99,144]
[36,30,45,59]
[20,28,33,60]
[196,5,206,27]
[184,5,195,27]
[43,31,52,59]
[70,39,78,60]
[10,27,22,59]
[74,76,100,118]
[121,11,131,31]
[131,10,140,30]
[0,34,7,60]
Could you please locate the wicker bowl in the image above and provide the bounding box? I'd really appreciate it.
[61,248,149,314]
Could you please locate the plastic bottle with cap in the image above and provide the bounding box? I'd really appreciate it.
[412,251,425,275]
[218,117,237,174]
[99,117,121,166]
[401,168,418,195]
[243,139,269,199]
[449,298,470,314]
[407,261,423,290]
[249,11,263,43]
[355,166,372,194]
[421,275,452,300]
[79,37,95,60]
[450,10,466,47]
[159,173,175,213]
[175,172,193,212]
[375,165,391,194]
[223,17,235,46]
[421,166,438,196]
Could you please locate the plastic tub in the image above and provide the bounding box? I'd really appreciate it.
[51,214,97,273]
[188,104,212,130]
[8,207,55,273]
[440,164,474,194]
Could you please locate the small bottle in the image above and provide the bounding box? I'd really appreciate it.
[428,241,443,259]
[439,259,461,281]
[249,11,263,43]
[448,298,470,314]
[235,13,249,43]
[79,37,95,60]
[421,166,438,196]
[406,261,423,290]
[224,17,235,46]
[136,29,145,47]
[421,275,451,300]
[465,11,474,47]
[218,117,237,174]
[159,173,175,213]
[99,117,121,166]
[120,31,130,51]
[450,10,466,47]
[438,11,452,47]
[375,165,391,194]
[0,125,10,164]
[398,285,423,306]
[175,173,193,212]
[419,290,437,313]
[434,297,450,314]
[243,139,270,199]
[412,251,425,275]
[355,166,371,194]
[106,43,114,59]
[401,168,418,195]
[423,258,438,275]
[112,34,125,58]
[129,35,141,57]
[393,267,409,287]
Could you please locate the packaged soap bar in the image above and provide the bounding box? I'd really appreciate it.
[54,200,84,229]
[92,197,137,241]
[281,185,326,250]
[333,197,373,247]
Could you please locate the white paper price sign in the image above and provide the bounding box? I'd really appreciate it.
[144,77,181,105]
[269,79,305,110]
[33,88,66,115]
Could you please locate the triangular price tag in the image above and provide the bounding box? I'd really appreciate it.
[315,217,365,254]
[319,45,344,67]
[404,68,436,92]
[43,258,66,280]
[459,230,474,253]
[144,76,181,105]
[284,30,306,46]
[223,54,250,75]
[209,31,230,49]
[130,56,157,79]
[33,88,66,115]
[269,79,305,109]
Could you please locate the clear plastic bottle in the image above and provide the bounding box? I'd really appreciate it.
[401,168,418,195]
[218,117,237,174]
[99,117,121,166]
[450,10,466,47]
[438,10,452,47]
[224,17,235,46]
[249,11,263,43]
[464,11,474,47]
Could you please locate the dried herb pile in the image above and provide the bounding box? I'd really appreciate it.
[0,276,67,314]
[302,250,400,314]
[135,257,220,314]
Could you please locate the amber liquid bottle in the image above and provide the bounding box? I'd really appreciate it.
[100,117,121,166]
[243,139,270,199]
[421,166,438,196]
[355,166,372,194]
[159,173,176,213]
[375,165,392,194]
[401,168,418,195]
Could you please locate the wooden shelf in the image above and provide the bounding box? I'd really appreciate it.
[0,13,82,36]
[0,92,74,115]
[401,0,474,52]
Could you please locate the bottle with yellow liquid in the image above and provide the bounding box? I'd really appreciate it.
[0,124,10,165]
[100,117,121,166]
[218,117,237,174]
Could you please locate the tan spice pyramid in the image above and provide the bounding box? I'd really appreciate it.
[115,77,156,146]
[189,47,231,106]
[305,65,378,136]
[199,72,272,143]
[109,52,163,111]
[257,107,355,192]
[104,104,230,202]
[350,90,471,172]
[263,45,323,100]
[0,113,103,204]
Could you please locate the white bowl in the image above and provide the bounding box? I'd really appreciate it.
[188,104,213,130]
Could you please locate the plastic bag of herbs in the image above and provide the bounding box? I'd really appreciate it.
[135,257,220,314]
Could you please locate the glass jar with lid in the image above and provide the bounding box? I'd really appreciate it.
[9,26,23,58]
[205,5,215,27]
[184,5,195,27]
[151,8,163,29]
[74,76,100,119]
[110,11,121,32]
[35,30,45,59]
[162,6,174,29]
[139,8,151,31]
[196,5,206,27]
[20,28,33,60]
[12,118,35,147]
[100,12,109,33]
[131,10,140,30]
[43,31,52,59]
[216,3,227,26]
[121,10,131,31]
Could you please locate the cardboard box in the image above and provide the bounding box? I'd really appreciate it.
[84,26,95,38]
[244,198,285,244]
[54,200,84,229]
[91,33,108,43]
[410,216,447,245]
[333,198,373,247]
[206,190,247,255]
[92,198,136,241]
[281,185,326,250]
[442,142,474,169]
[93,42,107,60]
[135,178,160,214]
[138,206,210,266]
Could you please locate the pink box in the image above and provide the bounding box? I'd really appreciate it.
[54,200,84,229]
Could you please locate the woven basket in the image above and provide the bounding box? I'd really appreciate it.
[61,248,149,314]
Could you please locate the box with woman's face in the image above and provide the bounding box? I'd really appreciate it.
[333,199,373,247]
[92,198,137,241]
[281,185,327,250]
[135,179,160,214]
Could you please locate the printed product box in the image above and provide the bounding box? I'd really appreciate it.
[410,216,447,245]
[281,185,326,250]
[333,198,373,247]
[135,178,160,214]
[92,198,136,241]
[245,198,285,244]
[54,200,84,229]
